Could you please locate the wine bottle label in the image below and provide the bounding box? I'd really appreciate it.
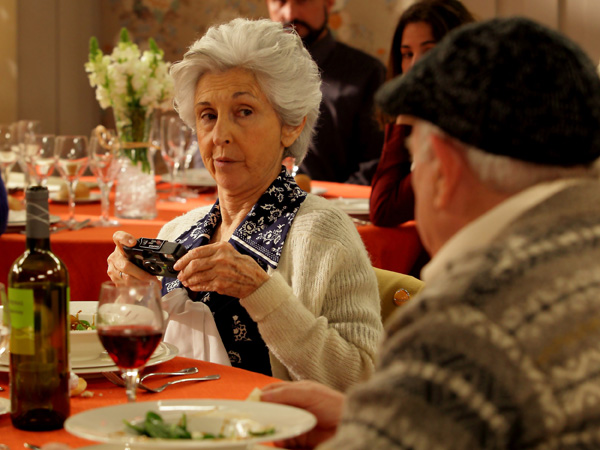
[7,288,35,355]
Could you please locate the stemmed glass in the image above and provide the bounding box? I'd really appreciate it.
[54,135,89,229]
[23,133,56,187]
[179,138,200,199]
[89,127,120,227]
[14,120,41,189]
[96,281,164,402]
[160,115,193,202]
[0,124,17,187]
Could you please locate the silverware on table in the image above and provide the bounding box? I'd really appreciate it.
[140,366,198,382]
[103,371,220,393]
[24,444,41,450]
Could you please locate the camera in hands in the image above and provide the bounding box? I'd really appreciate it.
[123,238,188,277]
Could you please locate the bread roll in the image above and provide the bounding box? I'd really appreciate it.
[8,195,24,211]
[56,182,90,201]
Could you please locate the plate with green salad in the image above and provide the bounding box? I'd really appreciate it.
[65,399,317,449]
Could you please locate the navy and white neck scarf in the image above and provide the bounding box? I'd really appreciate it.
[161,167,307,375]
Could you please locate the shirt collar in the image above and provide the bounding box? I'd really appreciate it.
[421,178,581,284]
[179,167,307,270]
[306,29,336,67]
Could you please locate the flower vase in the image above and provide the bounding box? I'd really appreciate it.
[114,109,157,220]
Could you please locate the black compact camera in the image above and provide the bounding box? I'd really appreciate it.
[123,238,188,277]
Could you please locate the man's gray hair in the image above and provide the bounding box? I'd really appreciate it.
[170,18,322,163]
[416,121,600,193]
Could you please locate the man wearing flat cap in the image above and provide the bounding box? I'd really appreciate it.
[259,17,600,449]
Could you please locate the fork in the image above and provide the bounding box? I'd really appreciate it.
[103,371,220,392]
[137,374,221,393]
[103,367,197,387]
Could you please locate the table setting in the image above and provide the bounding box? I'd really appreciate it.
[0,279,312,449]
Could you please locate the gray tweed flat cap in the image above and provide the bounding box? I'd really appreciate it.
[375,17,600,166]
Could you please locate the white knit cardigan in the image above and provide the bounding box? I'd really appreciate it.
[158,194,383,391]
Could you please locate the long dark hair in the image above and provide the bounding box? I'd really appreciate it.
[387,0,475,80]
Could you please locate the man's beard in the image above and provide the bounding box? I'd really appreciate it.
[284,8,329,47]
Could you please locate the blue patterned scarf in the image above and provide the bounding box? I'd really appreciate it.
[161,167,307,375]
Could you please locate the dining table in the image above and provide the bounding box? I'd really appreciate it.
[0,175,423,301]
[0,356,281,448]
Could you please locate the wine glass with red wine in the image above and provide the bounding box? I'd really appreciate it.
[96,280,164,402]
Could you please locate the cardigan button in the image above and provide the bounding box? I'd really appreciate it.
[393,288,410,306]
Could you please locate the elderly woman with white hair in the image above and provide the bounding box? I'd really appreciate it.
[107,18,383,391]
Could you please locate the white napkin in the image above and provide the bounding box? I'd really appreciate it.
[162,288,231,366]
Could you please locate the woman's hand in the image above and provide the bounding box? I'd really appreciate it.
[106,231,159,285]
[173,241,270,298]
[260,380,345,449]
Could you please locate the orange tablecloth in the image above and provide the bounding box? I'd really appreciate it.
[0,357,277,448]
[1,180,423,300]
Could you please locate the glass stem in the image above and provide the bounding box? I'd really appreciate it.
[171,163,180,199]
[122,369,139,402]
[99,182,111,223]
[67,180,77,226]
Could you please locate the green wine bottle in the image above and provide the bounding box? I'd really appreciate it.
[8,186,70,431]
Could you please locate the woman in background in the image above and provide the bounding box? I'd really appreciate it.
[370,0,475,228]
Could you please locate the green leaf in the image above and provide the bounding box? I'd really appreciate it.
[249,427,276,437]
[123,419,148,436]
[89,36,100,60]
[149,37,160,54]
[119,27,131,43]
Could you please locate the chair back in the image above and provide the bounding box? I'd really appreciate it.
[374,267,424,325]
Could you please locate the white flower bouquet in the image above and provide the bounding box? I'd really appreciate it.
[85,28,174,172]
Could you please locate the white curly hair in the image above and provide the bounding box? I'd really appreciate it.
[170,18,322,163]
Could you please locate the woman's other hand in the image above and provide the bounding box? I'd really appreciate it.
[107,231,159,285]
[260,380,345,449]
[173,242,270,298]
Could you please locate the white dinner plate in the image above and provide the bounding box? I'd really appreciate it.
[0,342,178,375]
[7,210,61,229]
[65,399,316,449]
[78,445,279,450]
[50,192,102,204]
[160,168,216,188]
[6,172,63,192]
[327,197,370,215]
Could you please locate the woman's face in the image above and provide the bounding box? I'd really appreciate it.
[194,68,302,198]
[400,21,436,73]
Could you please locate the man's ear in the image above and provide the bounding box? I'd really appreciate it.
[282,117,306,148]
[430,134,465,210]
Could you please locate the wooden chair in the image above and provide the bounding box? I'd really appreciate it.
[374,267,424,325]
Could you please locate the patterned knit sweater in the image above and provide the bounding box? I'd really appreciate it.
[322,180,600,448]
[158,194,383,392]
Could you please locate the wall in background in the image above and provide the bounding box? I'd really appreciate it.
[0,0,17,124]
[1,0,598,133]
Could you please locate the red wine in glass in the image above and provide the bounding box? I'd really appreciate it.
[98,325,162,368]
[97,280,165,402]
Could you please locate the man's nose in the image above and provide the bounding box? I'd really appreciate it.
[280,1,300,22]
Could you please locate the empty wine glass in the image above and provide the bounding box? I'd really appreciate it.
[160,115,192,202]
[54,135,89,229]
[14,120,41,189]
[23,133,56,187]
[179,138,200,199]
[96,281,164,402]
[0,124,17,187]
[89,127,120,227]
